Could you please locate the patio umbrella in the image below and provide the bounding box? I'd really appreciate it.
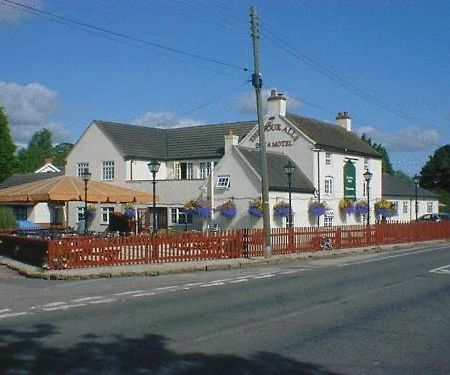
[0,175,155,203]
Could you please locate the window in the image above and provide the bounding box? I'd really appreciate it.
[77,162,89,177]
[101,207,114,224]
[324,216,333,227]
[12,206,28,220]
[200,162,212,179]
[427,202,433,213]
[102,161,115,180]
[324,176,334,195]
[171,208,193,224]
[174,162,193,180]
[325,153,332,166]
[77,207,85,223]
[217,175,230,189]
[403,201,409,214]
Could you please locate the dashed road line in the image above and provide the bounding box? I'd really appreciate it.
[229,278,249,283]
[0,308,12,314]
[72,296,106,303]
[86,298,116,304]
[200,282,225,287]
[430,265,450,274]
[132,292,156,297]
[0,311,30,319]
[42,303,86,311]
[114,290,146,296]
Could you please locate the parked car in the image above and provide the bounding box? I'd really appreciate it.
[417,214,442,222]
[417,213,450,222]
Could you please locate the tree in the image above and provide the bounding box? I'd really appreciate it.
[52,142,73,167]
[0,107,17,183]
[419,145,450,190]
[361,134,394,174]
[17,128,54,173]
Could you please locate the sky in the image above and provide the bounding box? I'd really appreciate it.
[1,0,449,177]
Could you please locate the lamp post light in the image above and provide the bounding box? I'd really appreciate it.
[413,174,420,220]
[147,160,161,235]
[363,169,373,226]
[81,168,92,235]
[284,160,295,228]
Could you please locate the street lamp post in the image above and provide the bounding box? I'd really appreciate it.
[363,169,373,226]
[81,168,92,235]
[147,160,161,235]
[284,161,295,228]
[413,174,420,220]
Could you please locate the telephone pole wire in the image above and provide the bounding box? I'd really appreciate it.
[250,6,272,258]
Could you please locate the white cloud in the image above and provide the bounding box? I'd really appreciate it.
[237,89,301,114]
[0,0,43,25]
[132,112,201,128]
[0,81,69,144]
[356,125,440,152]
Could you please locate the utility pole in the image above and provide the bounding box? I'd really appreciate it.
[250,6,271,258]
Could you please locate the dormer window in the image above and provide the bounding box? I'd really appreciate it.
[217,175,230,189]
[325,153,332,166]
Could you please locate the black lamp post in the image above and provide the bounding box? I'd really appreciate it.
[284,161,295,228]
[147,160,161,235]
[81,168,91,235]
[363,169,373,226]
[413,174,420,220]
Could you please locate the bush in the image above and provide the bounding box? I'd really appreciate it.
[0,206,16,230]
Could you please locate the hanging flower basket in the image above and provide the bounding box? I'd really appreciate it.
[308,200,326,217]
[273,201,290,218]
[248,198,264,217]
[339,199,355,215]
[354,200,368,215]
[183,199,212,218]
[217,200,237,218]
[123,205,136,218]
[375,199,396,218]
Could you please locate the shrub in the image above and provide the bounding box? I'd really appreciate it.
[0,206,16,230]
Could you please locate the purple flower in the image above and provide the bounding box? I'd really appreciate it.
[220,207,237,218]
[124,208,135,218]
[308,202,326,217]
[343,205,355,215]
[196,206,212,218]
[354,202,368,215]
[274,206,290,218]
[248,206,263,217]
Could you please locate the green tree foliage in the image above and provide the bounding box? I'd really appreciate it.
[361,134,394,174]
[0,107,17,183]
[420,145,450,190]
[17,128,53,172]
[16,129,73,173]
[0,206,16,230]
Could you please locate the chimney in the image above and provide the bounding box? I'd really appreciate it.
[267,89,286,117]
[224,129,239,154]
[42,156,54,166]
[336,111,352,131]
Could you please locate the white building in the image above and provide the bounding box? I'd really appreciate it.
[62,90,438,231]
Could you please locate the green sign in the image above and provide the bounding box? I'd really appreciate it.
[344,160,356,200]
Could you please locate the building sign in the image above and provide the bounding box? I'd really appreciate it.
[249,120,300,149]
[343,160,356,200]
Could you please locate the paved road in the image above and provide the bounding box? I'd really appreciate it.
[1,243,449,374]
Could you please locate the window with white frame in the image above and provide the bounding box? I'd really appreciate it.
[77,207,85,223]
[102,161,115,180]
[174,162,193,180]
[324,176,334,195]
[427,202,433,213]
[324,216,333,227]
[171,208,193,224]
[101,207,114,224]
[217,175,230,189]
[174,162,181,179]
[403,201,408,214]
[77,162,89,177]
[200,161,212,179]
[325,153,332,166]
[186,163,193,179]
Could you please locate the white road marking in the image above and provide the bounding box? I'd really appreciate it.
[278,270,301,275]
[430,265,450,274]
[132,292,156,297]
[86,298,116,304]
[0,308,12,314]
[200,282,225,287]
[72,296,106,303]
[154,286,180,291]
[114,290,146,296]
[42,303,86,311]
[0,312,29,319]
[229,278,249,283]
[184,283,203,287]
[42,302,66,307]
[253,274,275,279]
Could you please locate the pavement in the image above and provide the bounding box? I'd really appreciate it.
[0,239,448,280]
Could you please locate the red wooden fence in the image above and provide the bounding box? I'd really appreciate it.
[1,221,449,270]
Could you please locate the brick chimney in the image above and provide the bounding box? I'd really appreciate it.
[336,112,352,131]
[224,129,239,153]
[42,156,54,166]
[267,89,286,117]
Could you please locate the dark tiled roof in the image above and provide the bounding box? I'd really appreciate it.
[96,120,256,161]
[0,171,64,189]
[237,147,315,194]
[382,173,438,199]
[286,113,381,158]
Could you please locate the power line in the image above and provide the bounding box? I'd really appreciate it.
[2,0,248,73]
